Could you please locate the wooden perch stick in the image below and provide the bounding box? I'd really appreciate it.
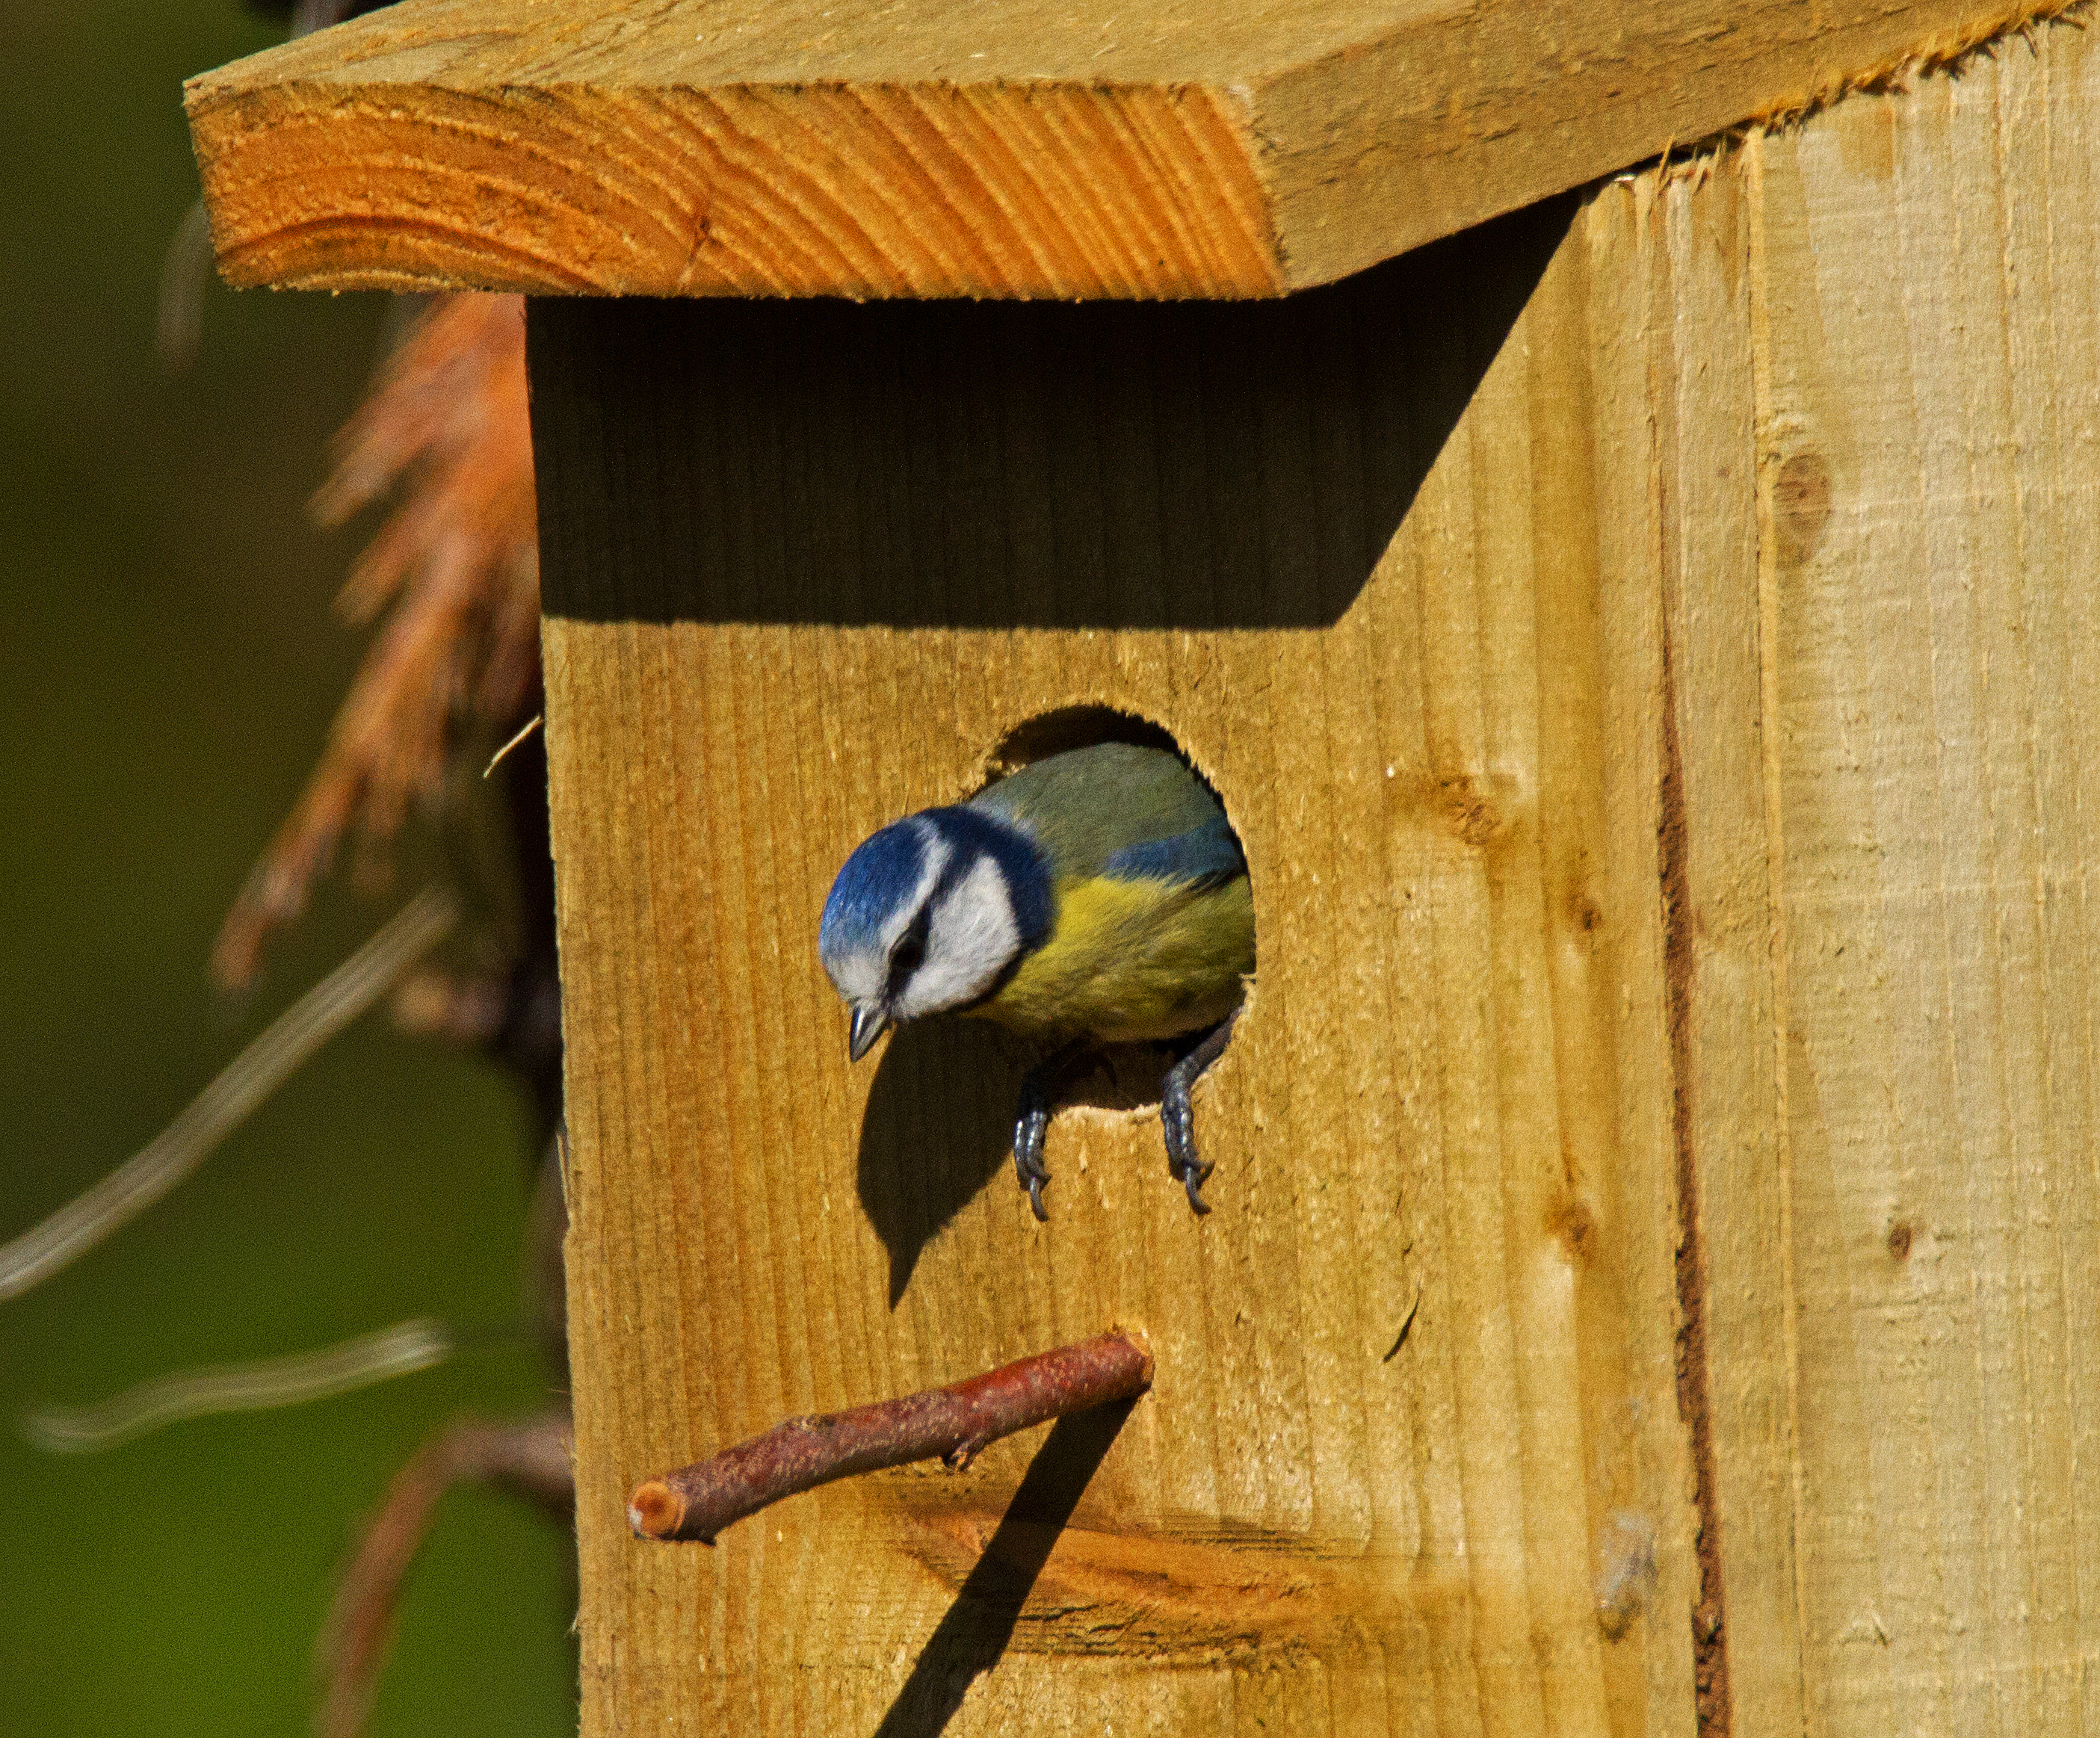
[629,1329,1152,1544]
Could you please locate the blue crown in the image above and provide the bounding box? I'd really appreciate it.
[820,807,1054,961]
[820,820,929,958]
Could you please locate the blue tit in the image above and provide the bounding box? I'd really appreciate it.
[819,741,1255,1219]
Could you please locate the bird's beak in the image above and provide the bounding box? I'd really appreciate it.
[847,1004,890,1063]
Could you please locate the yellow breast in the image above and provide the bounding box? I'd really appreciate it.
[973,873,1255,1043]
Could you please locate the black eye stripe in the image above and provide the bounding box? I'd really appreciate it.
[887,907,930,992]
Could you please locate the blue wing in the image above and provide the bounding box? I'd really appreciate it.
[1101,815,1246,892]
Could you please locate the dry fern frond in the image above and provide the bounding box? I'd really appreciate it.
[214,293,539,990]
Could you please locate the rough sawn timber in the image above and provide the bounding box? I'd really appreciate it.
[188,0,2057,299]
[1605,25,2100,1735]
[536,192,1695,1738]
[534,17,2100,1736]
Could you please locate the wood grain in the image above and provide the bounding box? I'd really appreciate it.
[527,22,2100,1731]
[186,0,2062,300]
[534,202,1702,1734]
[1746,35,2100,1732]
[1602,22,2100,1733]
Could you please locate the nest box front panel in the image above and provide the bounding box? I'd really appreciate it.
[531,194,1696,1736]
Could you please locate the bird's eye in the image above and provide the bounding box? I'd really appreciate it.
[887,910,929,991]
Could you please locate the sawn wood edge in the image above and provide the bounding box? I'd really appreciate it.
[183,0,2036,299]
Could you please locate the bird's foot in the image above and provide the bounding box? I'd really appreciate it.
[1013,1097,1052,1222]
[1162,1008,1241,1216]
[1013,1040,1090,1222]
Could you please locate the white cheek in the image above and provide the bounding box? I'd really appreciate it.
[896,857,1019,1018]
[827,949,885,1006]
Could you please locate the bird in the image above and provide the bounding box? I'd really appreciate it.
[818,741,1255,1219]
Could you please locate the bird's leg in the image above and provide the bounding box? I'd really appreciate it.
[1162,1006,1241,1216]
[1013,1039,1092,1223]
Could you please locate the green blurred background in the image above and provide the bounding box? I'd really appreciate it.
[0,1,575,1733]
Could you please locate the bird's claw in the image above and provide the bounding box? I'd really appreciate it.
[1161,1008,1239,1217]
[1012,1079,1057,1222]
[1161,1093,1215,1215]
[1013,1018,1236,1221]
[1012,1040,1091,1222]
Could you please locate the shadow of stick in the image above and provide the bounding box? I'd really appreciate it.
[871,1398,1137,1737]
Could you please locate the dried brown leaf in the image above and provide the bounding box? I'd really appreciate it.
[215,293,540,989]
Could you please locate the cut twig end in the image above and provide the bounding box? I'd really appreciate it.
[628,1480,691,1542]
[1117,1328,1156,1390]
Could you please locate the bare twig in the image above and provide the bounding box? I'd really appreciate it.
[22,1317,456,1454]
[482,713,542,779]
[0,887,457,1302]
[318,1411,574,1738]
[629,1329,1153,1545]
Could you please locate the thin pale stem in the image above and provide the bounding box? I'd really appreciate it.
[21,1317,457,1453]
[482,712,543,778]
[0,886,457,1302]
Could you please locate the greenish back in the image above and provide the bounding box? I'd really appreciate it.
[969,743,1226,882]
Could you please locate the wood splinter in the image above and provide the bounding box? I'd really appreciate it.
[629,1329,1152,1544]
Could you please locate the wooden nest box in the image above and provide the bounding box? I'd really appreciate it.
[189,1,2100,1730]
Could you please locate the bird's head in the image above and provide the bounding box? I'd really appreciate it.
[818,806,1051,1060]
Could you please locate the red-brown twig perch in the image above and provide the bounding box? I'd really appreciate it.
[629,1329,1152,1544]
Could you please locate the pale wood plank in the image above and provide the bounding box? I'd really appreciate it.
[1742,32,2100,1730]
[186,0,2065,300]
[1603,24,2100,1735]
[1580,181,1717,1738]
[536,203,1702,1734]
[1637,158,1815,1737]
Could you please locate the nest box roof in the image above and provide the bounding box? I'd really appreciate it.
[186,0,1999,299]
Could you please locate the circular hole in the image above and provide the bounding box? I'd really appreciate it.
[972,705,1253,1116]
[984,705,1185,779]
